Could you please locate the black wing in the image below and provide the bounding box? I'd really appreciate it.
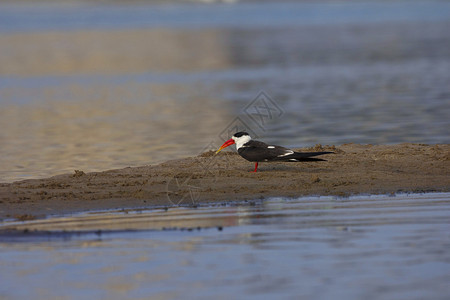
[276,151,333,162]
[237,140,297,162]
[238,140,333,162]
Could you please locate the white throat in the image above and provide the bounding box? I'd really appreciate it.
[234,135,251,150]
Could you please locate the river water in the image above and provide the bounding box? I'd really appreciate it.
[1,193,450,299]
[0,0,449,182]
[1,3,449,298]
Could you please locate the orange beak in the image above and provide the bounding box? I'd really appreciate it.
[215,138,235,154]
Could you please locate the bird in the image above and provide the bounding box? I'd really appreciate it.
[215,131,333,172]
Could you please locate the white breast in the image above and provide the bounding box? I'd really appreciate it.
[234,135,252,150]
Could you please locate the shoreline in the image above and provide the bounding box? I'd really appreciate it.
[1,143,449,221]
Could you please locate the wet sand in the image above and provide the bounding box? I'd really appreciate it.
[1,143,448,220]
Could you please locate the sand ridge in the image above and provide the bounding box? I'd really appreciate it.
[0,143,449,220]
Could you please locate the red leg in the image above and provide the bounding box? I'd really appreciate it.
[251,162,258,173]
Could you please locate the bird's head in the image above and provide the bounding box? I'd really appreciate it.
[215,132,251,154]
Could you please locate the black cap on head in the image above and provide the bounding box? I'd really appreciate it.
[233,131,249,138]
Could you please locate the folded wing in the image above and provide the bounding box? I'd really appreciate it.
[238,140,332,162]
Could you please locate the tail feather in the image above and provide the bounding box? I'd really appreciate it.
[277,151,333,162]
[293,151,334,158]
[291,157,327,162]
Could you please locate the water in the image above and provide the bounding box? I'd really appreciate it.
[1,3,448,298]
[1,1,449,32]
[0,0,449,182]
[1,193,449,299]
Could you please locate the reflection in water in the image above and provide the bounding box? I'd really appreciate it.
[0,83,231,182]
[0,2,449,183]
[1,193,450,299]
[0,29,232,76]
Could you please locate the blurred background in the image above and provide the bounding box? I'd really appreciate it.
[0,0,449,182]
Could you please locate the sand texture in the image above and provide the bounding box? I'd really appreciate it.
[0,143,449,220]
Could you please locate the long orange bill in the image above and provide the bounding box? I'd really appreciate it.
[215,138,235,154]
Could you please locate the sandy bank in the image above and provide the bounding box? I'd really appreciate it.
[1,143,449,220]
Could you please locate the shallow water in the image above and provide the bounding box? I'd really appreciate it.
[0,1,449,182]
[1,193,450,299]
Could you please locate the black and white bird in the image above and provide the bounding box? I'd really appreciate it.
[215,132,333,172]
